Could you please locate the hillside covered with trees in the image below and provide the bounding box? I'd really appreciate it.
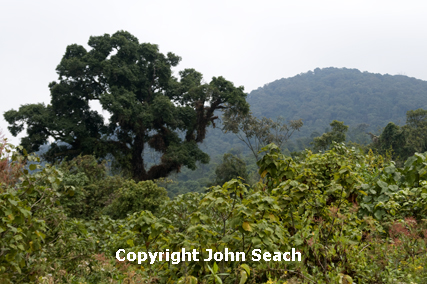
[165,68,427,195]
[248,67,427,139]
[189,67,427,167]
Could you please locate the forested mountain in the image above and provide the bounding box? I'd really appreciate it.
[167,68,427,195]
[247,67,427,138]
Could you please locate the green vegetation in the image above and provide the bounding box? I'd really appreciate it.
[312,120,348,151]
[369,108,427,165]
[222,113,303,161]
[3,131,427,283]
[208,153,248,187]
[57,155,124,219]
[104,179,168,219]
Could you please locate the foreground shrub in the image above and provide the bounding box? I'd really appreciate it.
[104,179,169,219]
[58,155,126,219]
[3,140,427,283]
[0,142,98,283]
[0,141,63,283]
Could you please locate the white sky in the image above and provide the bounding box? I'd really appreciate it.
[1,0,427,146]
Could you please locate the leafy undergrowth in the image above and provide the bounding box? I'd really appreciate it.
[2,138,427,284]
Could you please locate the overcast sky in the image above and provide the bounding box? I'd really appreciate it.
[1,0,427,146]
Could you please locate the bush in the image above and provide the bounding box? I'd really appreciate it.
[58,155,125,219]
[104,179,168,219]
[209,153,248,187]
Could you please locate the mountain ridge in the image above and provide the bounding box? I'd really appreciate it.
[246,67,427,139]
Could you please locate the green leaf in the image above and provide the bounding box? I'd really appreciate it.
[338,273,353,284]
[8,198,18,206]
[384,166,395,174]
[126,239,134,247]
[29,164,37,171]
[48,176,56,183]
[178,276,198,284]
[377,195,389,203]
[268,214,277,221]
[213,262,219,274]
[377,180,388,190]
[404,155,417,169]
[388,185,398,192]
[239,270,248,284]
[18,208,31,217]
[207,264,214,274]
[242,221,252,232]
[189,276,198,284]
[374,209,385,220]
[240,263,250,276]
[251,237,262,246]
[214,275,223,284]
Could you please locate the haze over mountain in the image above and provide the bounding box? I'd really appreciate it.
[247,67,427,139]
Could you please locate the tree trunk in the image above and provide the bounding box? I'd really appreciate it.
[132,133,147,182]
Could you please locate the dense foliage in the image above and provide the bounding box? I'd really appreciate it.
[312,120,348,151]
[2,134,427,283]
[208,153,248,187]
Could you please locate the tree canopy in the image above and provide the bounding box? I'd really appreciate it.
[312,120,348,151]
[369,108,427,164]
[209,153,248,186]
[4,31,249,181]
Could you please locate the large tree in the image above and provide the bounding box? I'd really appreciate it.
[4,31,249,181]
